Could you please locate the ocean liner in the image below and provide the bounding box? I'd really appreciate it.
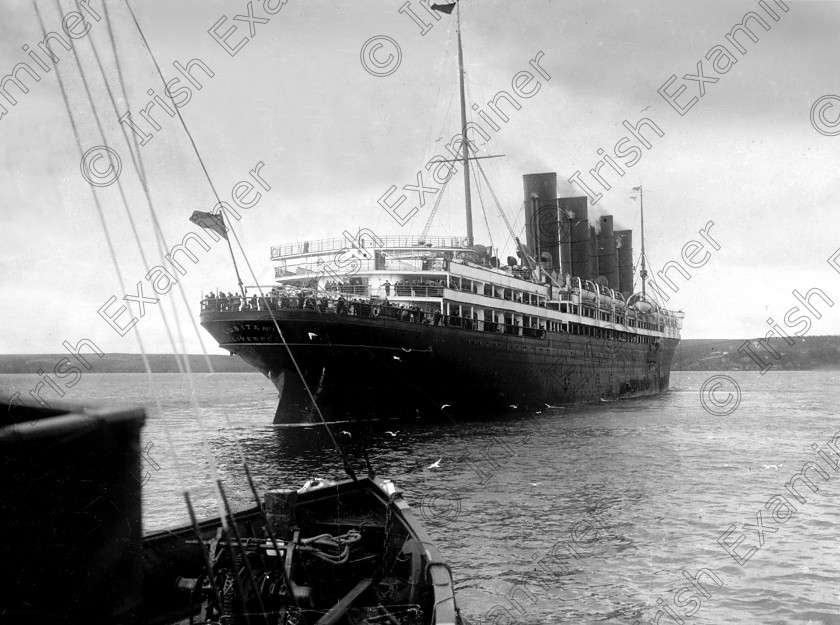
[199,3,683,424]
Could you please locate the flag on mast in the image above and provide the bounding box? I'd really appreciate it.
[431,1,456,14]
[190,211,228,240]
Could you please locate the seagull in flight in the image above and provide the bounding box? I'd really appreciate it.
[308,332,319,340]
[427,458,442,469]
[339,430,352,437]
[385,430,400,437]
[509,404,518,409]
[393,355,402,362]
[535,411,542,414]
[441,404,451,410]
[640,105,651,112]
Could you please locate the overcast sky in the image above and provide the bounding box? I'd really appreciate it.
[2,0,840,355]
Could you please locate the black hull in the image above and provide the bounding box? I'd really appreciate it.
[201,310,679,424]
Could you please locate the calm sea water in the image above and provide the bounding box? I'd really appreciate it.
[3,370,839,625]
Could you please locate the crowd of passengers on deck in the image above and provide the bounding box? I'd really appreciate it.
[204,289,437,319]
[202,289,547,337]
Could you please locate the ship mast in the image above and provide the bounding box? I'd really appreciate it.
[637,185,648,296]
[456,1,474,246]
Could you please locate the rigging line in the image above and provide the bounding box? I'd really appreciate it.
[36,0,188,499]
[122,5,355,485]
[93,14,277,616]
[123,1,220,204]
[126,7,356,470]
[59,0,217,480]
[122,0,246,296]
[224,219,360,482]
[470,157,494,250]
[432,22,458,155]
[643,251,666,308]
[102,1,200,289]
[50,0,232,531]
[29,5,225,609]
[95,7,223,426]
[473,157,517,243]
[99,2,236,430]
[419,171,452,242]
[501,207,523,260]
[149,263,297,599]
[85,11,201,381]
[102,35,220,366]
[102,2,146,181]
[424,17,454,159]
[404,17,457,239]
[380,47,458,237]
[64,0,213,380]
[469,158,490,246]
[63,4,262,616]
[101,2,247,398]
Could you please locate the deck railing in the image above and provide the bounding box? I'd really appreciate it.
[274,258,446,278]
[318,284,446,298]
[200,296,548,338]
[202,274,674,332]
[270,235,468,259]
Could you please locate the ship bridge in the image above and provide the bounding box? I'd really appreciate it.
[270,232,499,296]
[270,234,472,261]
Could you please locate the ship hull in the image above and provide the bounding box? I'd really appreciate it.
[201,310,679,423]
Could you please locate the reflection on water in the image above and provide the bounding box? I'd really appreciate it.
[2,370,839,624]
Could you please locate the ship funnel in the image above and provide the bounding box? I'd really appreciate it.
[523,173,559,270]
[615,229,634,297]
[558,196,591,282]
[597,215,619,290]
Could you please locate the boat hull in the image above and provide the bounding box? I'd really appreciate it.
[201,310,679,423]
[142,476,461,625]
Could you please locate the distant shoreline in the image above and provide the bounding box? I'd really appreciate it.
[2,335,838,374]
[0,354,256,375]
[672,336,840,371]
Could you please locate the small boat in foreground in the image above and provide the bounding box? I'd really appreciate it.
[1,394,467,625]
[143,475,465,625]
